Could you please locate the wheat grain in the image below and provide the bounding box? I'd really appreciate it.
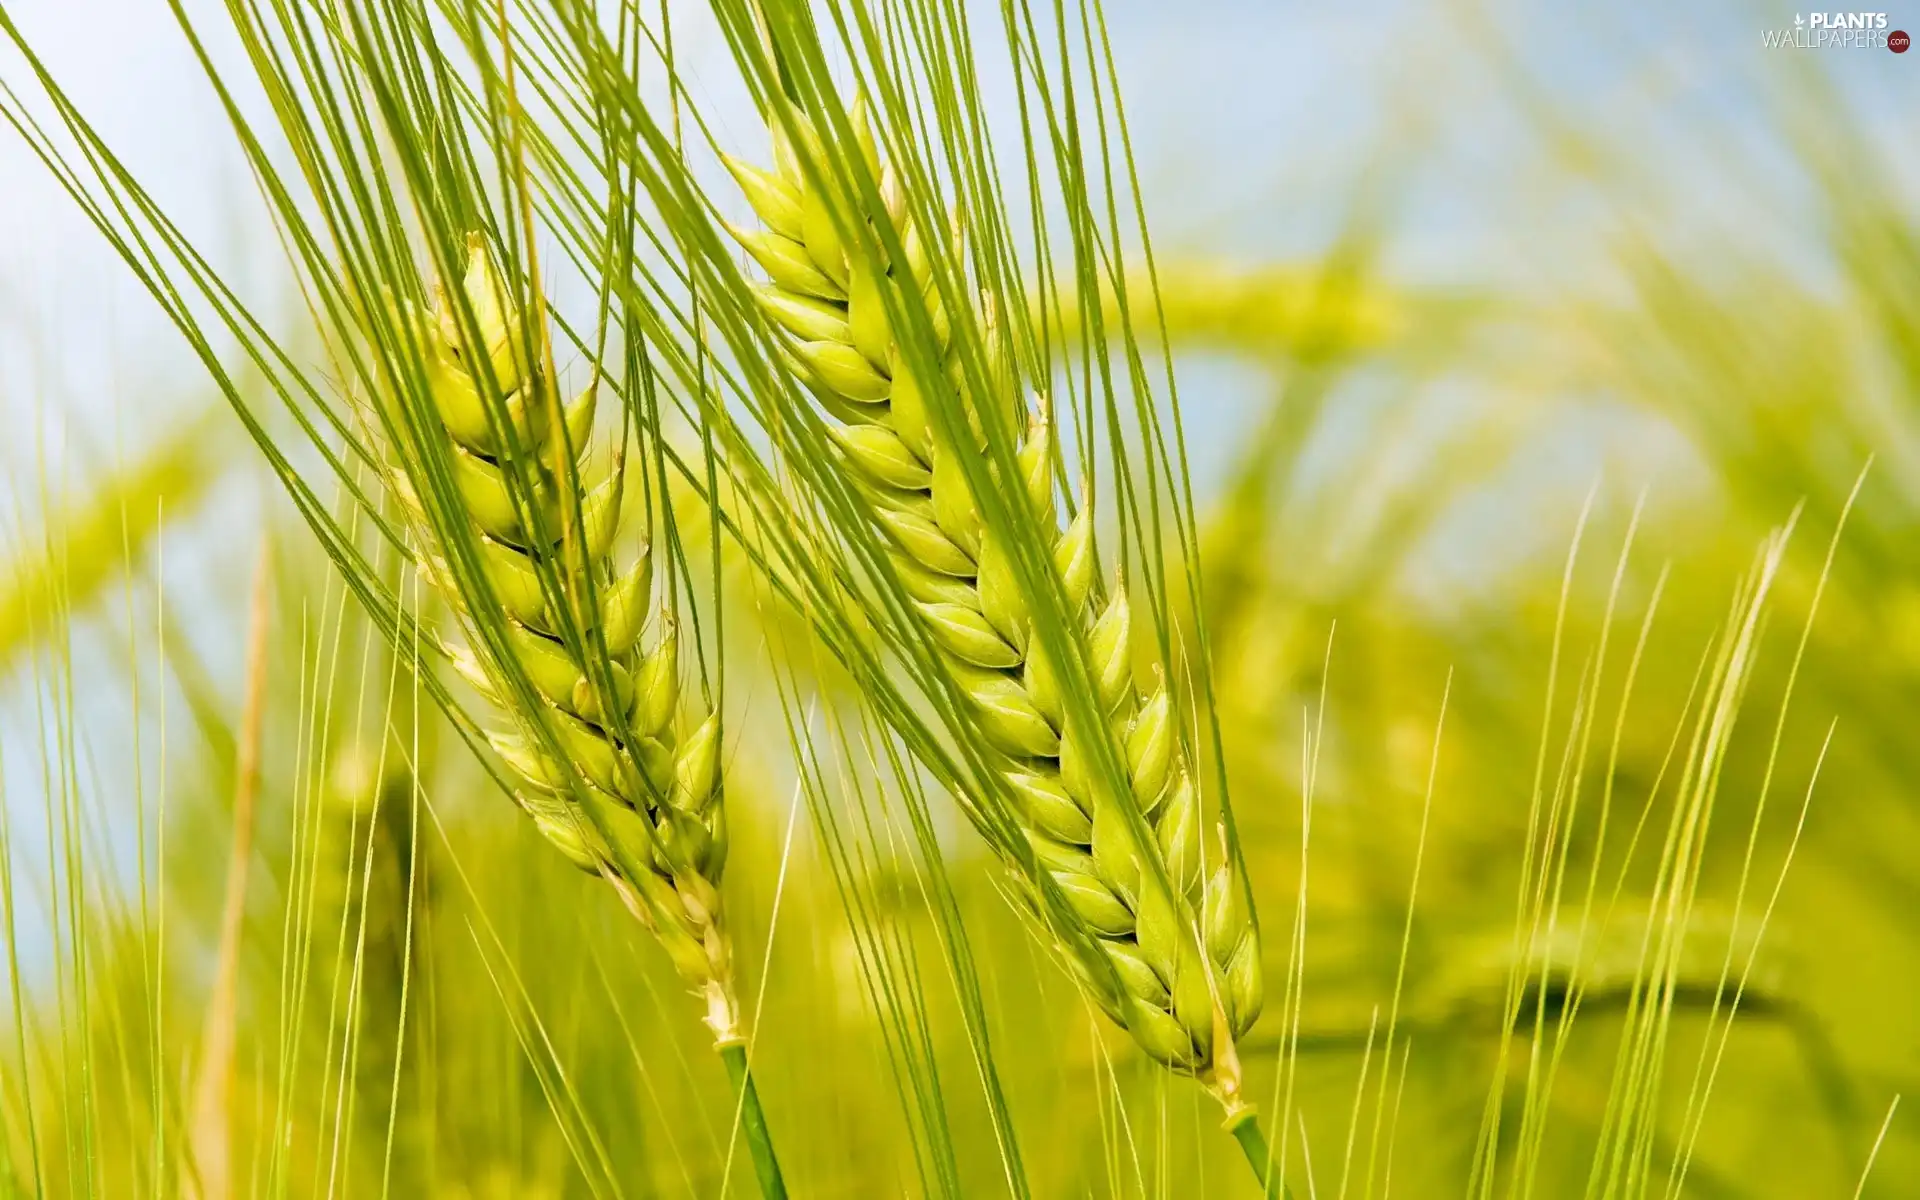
[726,105,1261,1076]
[374,236,741,1043]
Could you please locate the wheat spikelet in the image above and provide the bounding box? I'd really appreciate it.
[373,236,740,1042]
[725,104,1260,1076]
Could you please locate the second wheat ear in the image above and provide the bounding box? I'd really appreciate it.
[725,97,1264,1103]
[369,236,741,1043]
[361,234,790,1196]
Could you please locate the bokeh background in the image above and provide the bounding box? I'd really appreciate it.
[1,0,1916,1195]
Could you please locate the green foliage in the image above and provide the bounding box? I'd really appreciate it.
[0,5,1914,1199]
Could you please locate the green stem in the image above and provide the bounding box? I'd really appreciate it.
[1230,1112,1287,1200]
[719,1041,788,1200]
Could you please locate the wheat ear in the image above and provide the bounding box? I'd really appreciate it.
[371,236,744,1049]
[724,104,1262,1082]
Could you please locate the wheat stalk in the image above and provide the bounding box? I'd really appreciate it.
[724,95,1263,1099]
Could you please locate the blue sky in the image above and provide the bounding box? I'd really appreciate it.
[3,0,1916,438]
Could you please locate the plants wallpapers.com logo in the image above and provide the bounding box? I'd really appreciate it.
[1762,11,1911,48]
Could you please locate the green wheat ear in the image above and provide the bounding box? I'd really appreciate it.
[373,236,740,1043]
[726,102,1261,1078]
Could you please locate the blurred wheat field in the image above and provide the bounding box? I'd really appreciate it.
[0,1,1915,1197]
